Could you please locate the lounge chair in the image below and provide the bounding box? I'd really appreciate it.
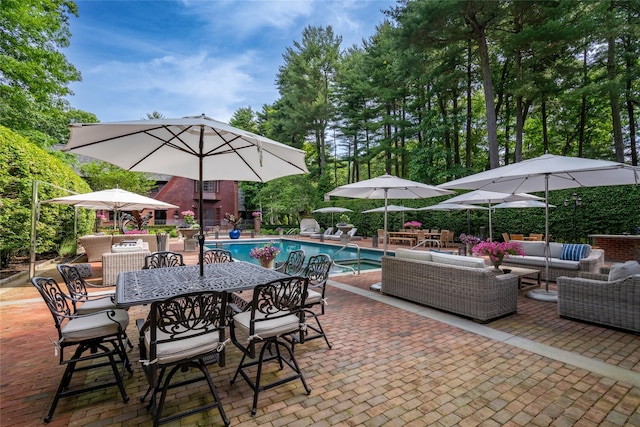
[311,227,334,239]
[326,229,343,240]
[299,218,320,237]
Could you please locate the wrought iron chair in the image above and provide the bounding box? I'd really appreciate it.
[57,264,117,314]
[57,264,133,348]
[202,248,233,264]
[275,249,305,275]
[298,253,333,349]
[230,276,310,416]
[31,277,131,423]
[143,251,185,269]
[138,291,230,426]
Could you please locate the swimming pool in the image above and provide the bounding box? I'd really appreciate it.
[204,238,389,273]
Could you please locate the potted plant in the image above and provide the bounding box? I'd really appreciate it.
[336,213,354,232]
[473,241,525,271]
[459,233,482,256]
[249,241,281,269]
[225,213,242,239]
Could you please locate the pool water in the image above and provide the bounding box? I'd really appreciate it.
[204,238,387,273]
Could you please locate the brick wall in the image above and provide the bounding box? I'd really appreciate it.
[591,235,640,263]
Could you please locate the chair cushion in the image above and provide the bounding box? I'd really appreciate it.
[76,295,116,315]
[61,309,129,342]
[145,327,221,365]
[608,260,640,281]
[234,310,300,339]
[306,289,322,305]
[394,248,432,262]
[560,244,589,261]
[430,252,487,269]
[74,263,93,278]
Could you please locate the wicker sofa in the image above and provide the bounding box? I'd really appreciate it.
[102,251,151,286]
[557,271,640,333]
[79,234,158,262]
[501,241,604,282]
[381,249,519,322]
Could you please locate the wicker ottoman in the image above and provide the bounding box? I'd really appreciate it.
[102,251,150,286]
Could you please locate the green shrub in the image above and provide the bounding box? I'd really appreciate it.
[0,126,92,267]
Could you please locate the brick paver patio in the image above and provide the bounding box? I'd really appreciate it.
[1,236,638,426]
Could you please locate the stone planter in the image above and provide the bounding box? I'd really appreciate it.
[178,228,199,252]
[254,217,261,235]
[259,258,275,269]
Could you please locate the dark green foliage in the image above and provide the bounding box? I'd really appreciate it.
[0,126,92,267]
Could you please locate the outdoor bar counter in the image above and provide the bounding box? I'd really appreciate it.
[590,234,640,263]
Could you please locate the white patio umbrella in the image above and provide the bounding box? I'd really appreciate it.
[417,203,488,234]
[441,190,543,241]
[44,188,179,232]
[492,200,555,209]
[326,174,453,254]
[45,188,179,211]
[312,207,353,228]
[362,204,416,225]
[62,114,309,275]
[440,153,640,301]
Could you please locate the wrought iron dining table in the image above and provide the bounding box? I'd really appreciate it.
[115,261,288,307]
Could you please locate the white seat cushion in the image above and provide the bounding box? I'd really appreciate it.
[61,309,129,342]
[76,295,116,315]
[234,310,299,339]
[306,289,322,305]
[145,327,221,365]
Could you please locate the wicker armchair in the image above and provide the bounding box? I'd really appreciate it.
[557,272,640,333]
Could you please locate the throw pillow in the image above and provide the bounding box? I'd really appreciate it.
[560,244,588,261]
[608,260,640,281]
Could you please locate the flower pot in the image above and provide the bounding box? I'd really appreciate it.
[259,258,275,269]
[229,228,241,239]
[254,217,261,235]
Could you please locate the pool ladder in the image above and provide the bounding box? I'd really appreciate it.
[332,243,361,274]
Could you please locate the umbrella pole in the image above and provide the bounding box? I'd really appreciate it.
[526,174,557,302]
[383,190,388,255]
[198,127,205,277]
[488,202,492,241]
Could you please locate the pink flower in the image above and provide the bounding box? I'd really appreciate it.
[472,241,524,263]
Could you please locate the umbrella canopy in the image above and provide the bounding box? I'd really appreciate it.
[417,203,488,211]
[442,190,543,241]
[492,200,555,209]
[62,114,309,275]
[326,174,453,254]
[362,204,416,227]
[45,188,179,211]
[362,204,416,213]
[312,207,353,227]
[440,154,640,301]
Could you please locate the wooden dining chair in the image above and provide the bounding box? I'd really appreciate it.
[502,233,511,242]
[510,234,525,241]
[529,233,543,241]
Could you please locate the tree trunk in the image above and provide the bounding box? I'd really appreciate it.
[607,34,624,162]
[465,7,500,168]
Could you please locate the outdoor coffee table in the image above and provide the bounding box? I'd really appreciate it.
[115,261,288,307]
[498,266,541,291]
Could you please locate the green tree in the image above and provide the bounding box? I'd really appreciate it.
[0,0,82,144]
[80,161,156,194]
[276,25,342,178]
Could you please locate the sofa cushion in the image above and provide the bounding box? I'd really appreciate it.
[519,241,546,257]
[394,248,432,262]
[608,260,640,281]
[560,244,589,261]
[430,252,487,269]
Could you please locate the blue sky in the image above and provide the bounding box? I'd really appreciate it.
[65,0,397,123]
